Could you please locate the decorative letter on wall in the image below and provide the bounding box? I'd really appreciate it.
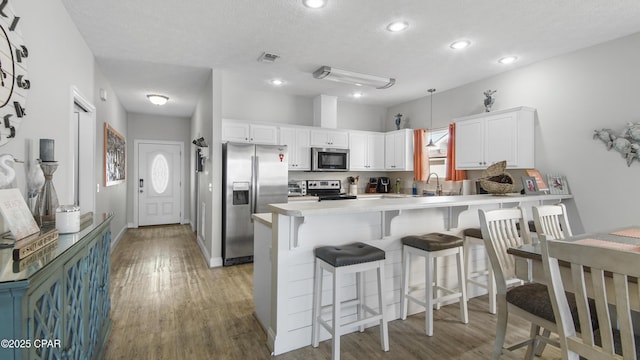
[594,122,640,167]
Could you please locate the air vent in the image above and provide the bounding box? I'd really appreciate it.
[258,52,280,63]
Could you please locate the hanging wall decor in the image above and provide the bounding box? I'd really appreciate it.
[104,123,126,186]
[593,122,640,167]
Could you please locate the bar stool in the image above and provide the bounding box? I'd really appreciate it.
[400,232,468,336]
[311,242,389,360]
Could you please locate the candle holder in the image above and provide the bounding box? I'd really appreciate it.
[34,161,59,225]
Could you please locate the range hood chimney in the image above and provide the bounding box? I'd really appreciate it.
[313,95,337,129]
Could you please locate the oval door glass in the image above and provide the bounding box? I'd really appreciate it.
[151,154,169,194]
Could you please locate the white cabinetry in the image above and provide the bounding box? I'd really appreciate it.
[349,131,385,171]
[385,129,414,171]
[454,107,535,169]
[279,127,311,171]
[309,129,349,148]
[222,119,278,145]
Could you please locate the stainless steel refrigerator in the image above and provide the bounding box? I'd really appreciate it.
[222,142,288,266]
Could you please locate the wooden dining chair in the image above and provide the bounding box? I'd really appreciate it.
[532,203,572,241]
[479,207,559,359]
[541,237,640,359]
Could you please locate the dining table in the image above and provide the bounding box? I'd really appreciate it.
[508,225,640,311]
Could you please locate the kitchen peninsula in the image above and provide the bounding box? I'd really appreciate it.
[255,193,575,355]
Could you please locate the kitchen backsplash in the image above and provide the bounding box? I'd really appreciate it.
[288,168,532,195]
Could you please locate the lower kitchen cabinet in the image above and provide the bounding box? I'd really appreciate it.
[0,214,112,360]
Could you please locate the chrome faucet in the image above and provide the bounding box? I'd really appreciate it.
[427,172,442,196]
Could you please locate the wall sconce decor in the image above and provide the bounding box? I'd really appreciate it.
[594,122,640,166]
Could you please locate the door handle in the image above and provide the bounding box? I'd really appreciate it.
[139,179,144,188]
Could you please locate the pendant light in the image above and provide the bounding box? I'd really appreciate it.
[427,88,436,147]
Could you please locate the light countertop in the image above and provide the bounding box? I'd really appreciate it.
[252,213,273,226]
[271,193,573,217]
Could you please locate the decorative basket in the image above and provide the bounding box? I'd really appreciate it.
[479,161,514,195]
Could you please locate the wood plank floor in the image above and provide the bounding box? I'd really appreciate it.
[104,224,561,359]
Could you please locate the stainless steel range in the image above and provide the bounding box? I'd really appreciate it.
[306,180,357,201]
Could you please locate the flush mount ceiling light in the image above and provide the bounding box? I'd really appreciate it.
[427,88,436,147]
[450,40,471,50]
[386,21,409,32]
[313,66,395,89]
[147,94,169,106]
[302,0,327,8]
[270,79,284,86]
[498,56,518,65]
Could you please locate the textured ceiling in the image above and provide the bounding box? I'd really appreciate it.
[61,0,640,117]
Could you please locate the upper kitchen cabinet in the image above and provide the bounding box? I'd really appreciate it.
[454,106,535,169]
[385,129,414,171]
[309,129,349,148]
[349,131,385,171]
[222,119,278,145]
[279,126,311,171]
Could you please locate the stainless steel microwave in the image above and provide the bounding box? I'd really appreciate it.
[311,147,349,172]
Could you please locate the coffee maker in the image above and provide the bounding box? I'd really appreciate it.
[377,177,391,193]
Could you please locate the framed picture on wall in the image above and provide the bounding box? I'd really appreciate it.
[104,123,126,186]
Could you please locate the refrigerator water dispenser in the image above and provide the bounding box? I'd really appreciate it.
[232,182,250,205]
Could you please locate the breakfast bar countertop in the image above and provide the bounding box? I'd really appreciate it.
[269,193,574,217]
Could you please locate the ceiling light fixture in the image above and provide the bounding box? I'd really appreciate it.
[427,88,436,147]
[270,79,284,86]
[450,40,471,50]
[147,94,169,106]
[312,66,395,89]
[302,0,327,9]
[386,21,409,32]
[498,56,518,65]
[352,91,363,98]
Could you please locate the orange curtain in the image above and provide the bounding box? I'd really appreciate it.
[413,129,429,181]
[446,123,467,181]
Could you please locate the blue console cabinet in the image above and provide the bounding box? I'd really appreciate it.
[0,214,112,360]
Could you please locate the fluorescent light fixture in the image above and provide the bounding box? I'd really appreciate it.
[302,0,327,8]
[270,79,284,86]
[386,21,409,32]
[312,66,395,89]
[450,40,471,50]
[147,94,169,106]
[498,56,518,64]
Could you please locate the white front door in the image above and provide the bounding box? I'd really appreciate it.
[138,142,182,226]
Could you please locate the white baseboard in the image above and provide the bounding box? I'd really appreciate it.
[127,222,137,229]
[196,233,222,268]
[110,223,128,251]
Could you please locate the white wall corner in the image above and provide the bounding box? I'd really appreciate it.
[313,95,337,128]
[127,222,137,229]
[196,233,222,268]
[110,224,128,252]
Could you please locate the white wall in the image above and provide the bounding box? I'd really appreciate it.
[388,32,640,232]
[8,1,95,203]
[336,101,387,131]
[95,67,128,240]
[126,113,192,226]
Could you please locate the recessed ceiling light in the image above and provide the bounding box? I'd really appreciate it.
[270,79,284,86]
[498,56,518,65]
[386,21,409,32]
[450,40,471,50]
[147,94,169,106]
[302,0,327,9]
[352,92,363,98]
